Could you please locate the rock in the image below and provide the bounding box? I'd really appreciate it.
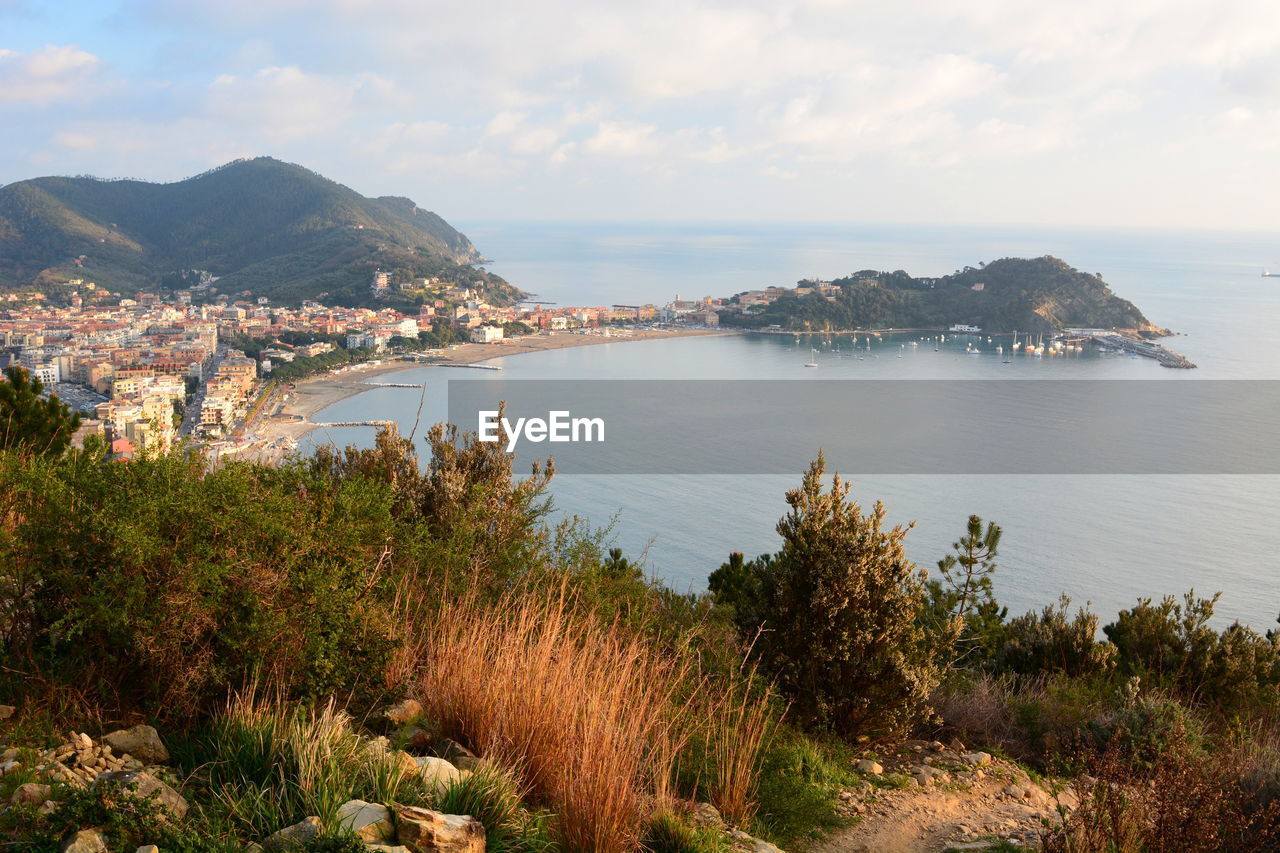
[440,739,480,771]
[62,829,107,853]
[690,801,724,829]
[396,805,485,853]
[397,727,433,754]
[137,846,161,853]
[912,765,949,787]
[41,800,59,814]
[96,771,188,819]
[364,847,410,853]
[0,760,21,776]
[335,800,394,844]
[415,756,461,793]
[749,841,783,853]
[383,699,422,726]
[855,759,883,775]
[0,705,14,720]
[11,782,52,804]
[1,747,18,760]
[929,741,946,752]
[961,751,992,767]
[365,735,391,755]
[102,726,168,765]
[264,817,323,851]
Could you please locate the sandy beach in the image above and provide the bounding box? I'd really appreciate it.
[236,328,736,460]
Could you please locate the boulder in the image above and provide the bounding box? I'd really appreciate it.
[439,739,480,771]
[961,751,992,767]
[335,799,395,844]
[399,727,434,754]
[102,725,169,765]
[383,699,423,726]
[264,817,322,851]
[855,759,883,775]
[96,771,188,819]
[0,759,21,776]
[364,847,410,853]
[11,782,51,804]
[690,801,724,829]
[415,756,461,793]
[396,805,485,853]
[62,829,107,853]
[136,846,161,853]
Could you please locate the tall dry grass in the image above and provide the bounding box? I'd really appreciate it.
[699,675,778,827]
[414,590,696,853]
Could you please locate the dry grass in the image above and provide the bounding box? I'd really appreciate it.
[701,675,778,827]
[414,589,696,853]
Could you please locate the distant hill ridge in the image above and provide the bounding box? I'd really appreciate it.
[722,256,1165,334]
[0,156,517,306]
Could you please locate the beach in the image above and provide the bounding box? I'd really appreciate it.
[235,328,735,461]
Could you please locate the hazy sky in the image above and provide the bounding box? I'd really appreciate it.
[2,0,1279,229]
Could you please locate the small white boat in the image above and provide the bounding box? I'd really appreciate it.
[804,348,819,368]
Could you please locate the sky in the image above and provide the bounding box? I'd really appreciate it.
[2,0,1279,230]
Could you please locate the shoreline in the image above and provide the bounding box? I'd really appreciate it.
[241,328,736,460]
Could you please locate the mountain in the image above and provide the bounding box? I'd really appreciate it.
[0,157,520,306]
[721,256,1164,334]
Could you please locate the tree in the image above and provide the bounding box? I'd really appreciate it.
[749,454,942,736]
[925,515,1009,666]
[0,365,81,456]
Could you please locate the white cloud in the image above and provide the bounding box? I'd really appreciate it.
[0,44,102,103]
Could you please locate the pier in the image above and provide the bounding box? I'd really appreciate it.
[368,382,426,388]
[1071,331,1197,369]
[314,420,400,428]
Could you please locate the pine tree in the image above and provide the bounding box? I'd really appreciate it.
[0,365,82,456]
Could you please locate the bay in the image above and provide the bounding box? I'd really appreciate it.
[303,222,1280,630]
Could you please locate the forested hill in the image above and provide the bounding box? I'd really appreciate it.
[0,157,520,307]
[722,256,1165,334]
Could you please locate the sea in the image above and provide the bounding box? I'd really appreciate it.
[300,222,1280,631]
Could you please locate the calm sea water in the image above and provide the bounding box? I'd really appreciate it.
[303,222,1280,631]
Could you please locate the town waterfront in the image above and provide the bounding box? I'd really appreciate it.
[302,222,1280,630]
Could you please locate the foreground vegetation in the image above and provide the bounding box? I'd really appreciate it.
[2,380,1279,851]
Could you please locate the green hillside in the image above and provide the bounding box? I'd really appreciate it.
[0,157,519,306]
[722,256,1163,334]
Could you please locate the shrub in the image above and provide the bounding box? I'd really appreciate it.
[997,596,1116,678]
[0,450,400,718]
[750,728,852,846]
[719,454,941,737]
[1104,591,1280,711]
[1042,721,1280,853]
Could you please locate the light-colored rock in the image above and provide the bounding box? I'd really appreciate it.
[364,847,410,853]
[335,799,394,844]
[1,747,18,760]
[136,846,161,853]
[690,801,724,828]
[62,829,107,853]
[0,760,21,776]
[415,756,461,793]
[102,725,168,765]
[396,805,485,853]
[96,771,188,819]
[383,699,422,726]
[0,705,15,720]
[961,751,992,767]
[11,782,51,804]
[750,841,783,853]
[264,817,323,851]
[855,759,883,775]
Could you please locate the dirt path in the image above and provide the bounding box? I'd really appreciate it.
[810,742,1073,853]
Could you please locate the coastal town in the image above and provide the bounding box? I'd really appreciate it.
[0,272,732,461]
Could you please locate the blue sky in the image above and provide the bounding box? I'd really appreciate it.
[2,0,1279,229]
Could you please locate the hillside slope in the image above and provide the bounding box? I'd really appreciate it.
[0,157,516,306]
[723,256,1163,334]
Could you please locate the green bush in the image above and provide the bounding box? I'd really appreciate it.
[712,455,942,737]
[0,449,399,717]
[640,812,725,853]
[1104,592,1280,712]
[997,596,1116,678]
